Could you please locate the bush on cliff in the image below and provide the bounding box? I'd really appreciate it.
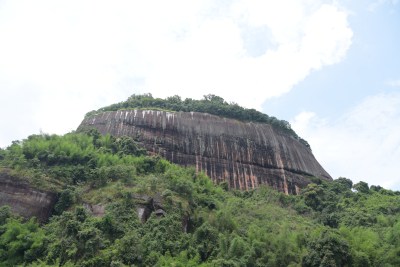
[85,93,311,148]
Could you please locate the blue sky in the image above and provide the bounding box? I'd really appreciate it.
[264,1,400,120]
[0,0,399,190]
[272,1,400,190]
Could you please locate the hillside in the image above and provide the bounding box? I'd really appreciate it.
[0,130,399,266]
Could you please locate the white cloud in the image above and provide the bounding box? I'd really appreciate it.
[0,0,352,147]
[291,93,400,190]
[387,80,400,87]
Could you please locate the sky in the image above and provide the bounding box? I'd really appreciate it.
[0,0,399,190]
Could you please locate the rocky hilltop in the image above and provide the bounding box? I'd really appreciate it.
[79,110,331,194]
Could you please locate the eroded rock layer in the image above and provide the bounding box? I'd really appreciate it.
[0,169,57,222]
[79,110,332,194]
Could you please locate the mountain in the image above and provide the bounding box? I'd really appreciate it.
[0,94,399,266]
[78,95,331,194]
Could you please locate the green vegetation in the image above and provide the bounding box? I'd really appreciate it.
[85,94,311,148]
[0,131,399,266]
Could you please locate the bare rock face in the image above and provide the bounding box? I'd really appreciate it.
[134,193,165,223]
[0,169,57,222]
[83,203,106,217]
[78,110,332,194]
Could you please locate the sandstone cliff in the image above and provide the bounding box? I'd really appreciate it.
[0,169,57,222]
[78,110,332,194]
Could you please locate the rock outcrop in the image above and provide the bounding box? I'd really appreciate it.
[0,169,57,222]
[78,110,332,194]
[134,193,165,223]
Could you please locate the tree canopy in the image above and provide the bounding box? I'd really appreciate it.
[0,131,399,266]
[85,94,311,149]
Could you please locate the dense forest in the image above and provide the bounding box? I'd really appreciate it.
[0,130,399,266]
[85,94,311,148]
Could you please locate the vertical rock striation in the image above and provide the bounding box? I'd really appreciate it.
[78,110,332,194]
